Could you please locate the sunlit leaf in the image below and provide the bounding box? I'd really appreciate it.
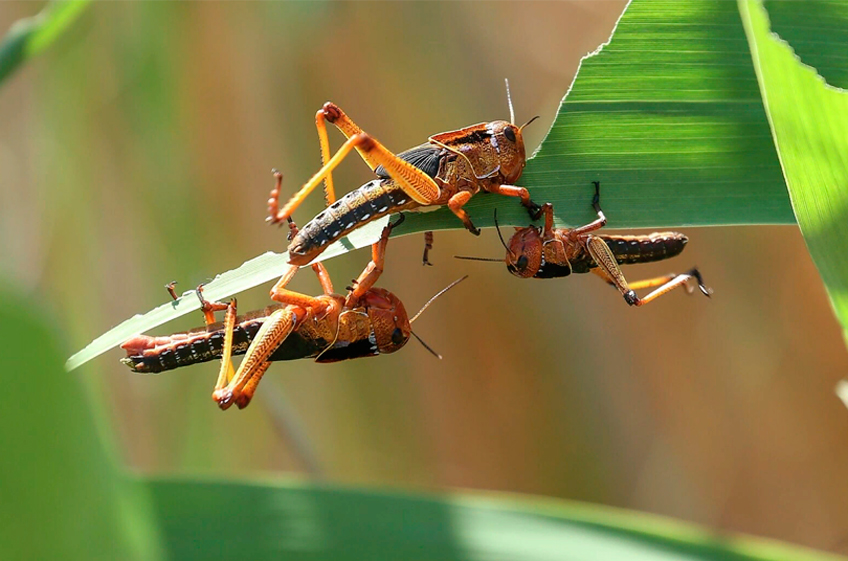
[400,0,794,233]
[739,0,848,344]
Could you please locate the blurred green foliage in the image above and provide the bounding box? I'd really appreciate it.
[0,0,89,84]
[1,1,847,559]
[146,477,845,561]
[0,283,162,560]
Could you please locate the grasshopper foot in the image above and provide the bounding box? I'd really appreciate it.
[525,200,543,221]
[213,388,235,410]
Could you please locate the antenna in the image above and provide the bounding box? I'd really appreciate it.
[454,256,502,262]
[408,275,468,360]
[493,209,516,260]
[519,115,540,132]
[411,331,442,360]
[410,276,468,324]
[505,78,515,124]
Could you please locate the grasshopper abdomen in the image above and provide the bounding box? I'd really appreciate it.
[602,232,688,265]
[288,179,418,265]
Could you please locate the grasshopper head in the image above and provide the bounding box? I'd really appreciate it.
[487,120,527,184]
[506,226,543,278]
[362,288,411,355]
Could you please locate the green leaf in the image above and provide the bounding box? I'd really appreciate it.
[0,283,163,560]
[739,0,848,344]
[0,0,90,86]
[760,0,848,90]
[144,477,843,561]
[400,0,794,233]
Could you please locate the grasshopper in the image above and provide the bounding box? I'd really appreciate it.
[122,222,463,410]
[264,81,539,310]
[458,182,712,307]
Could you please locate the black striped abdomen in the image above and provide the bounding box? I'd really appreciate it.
[601,232,688,265]
[121,307,339,374]
[122,321,264,374]
[287,179,418,265]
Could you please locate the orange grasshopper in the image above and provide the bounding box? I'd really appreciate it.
[264,81,540,311]
[122,221,462,409]
[459,182,712,307]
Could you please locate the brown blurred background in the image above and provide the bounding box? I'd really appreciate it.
[1,1,846,553]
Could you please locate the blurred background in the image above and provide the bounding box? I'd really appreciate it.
[1,1,846,554]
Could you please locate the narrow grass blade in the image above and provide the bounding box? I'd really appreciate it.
[0,0,90,86]
[65,217,389,371]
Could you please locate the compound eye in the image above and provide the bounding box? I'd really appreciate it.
[516,255,529,271]
[391,327,405,346]
[504,126,517,143]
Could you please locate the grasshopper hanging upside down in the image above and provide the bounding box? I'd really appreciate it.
[268,80,541,275]
[121,222,462,410]
[458,182,712,307]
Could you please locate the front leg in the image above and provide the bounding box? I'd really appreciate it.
[447,191,480,236]
[490,184,542,220]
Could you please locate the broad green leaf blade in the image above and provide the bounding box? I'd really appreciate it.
[520,0,793,230]
[401,0,795,234]
[762,0,848,90]
[144,477,843,561]
[65,217,390,371]
[739,0,848,344]
[0,0,89,86]
[0,284,163,560]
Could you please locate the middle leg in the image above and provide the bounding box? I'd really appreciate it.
[569,181,607,238]
[489,184,542,220]
[344,215,403,307]
[422,231,434,266]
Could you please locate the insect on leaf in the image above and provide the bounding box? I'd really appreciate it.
[398,0,795,234]
[69,0,811,370]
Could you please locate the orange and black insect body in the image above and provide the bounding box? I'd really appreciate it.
[515,228,690,279]
[284,171,421,265]
[120,287,411,376]
[121,221,460,410]
[460,182,711,307]
[268,83,540,269]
